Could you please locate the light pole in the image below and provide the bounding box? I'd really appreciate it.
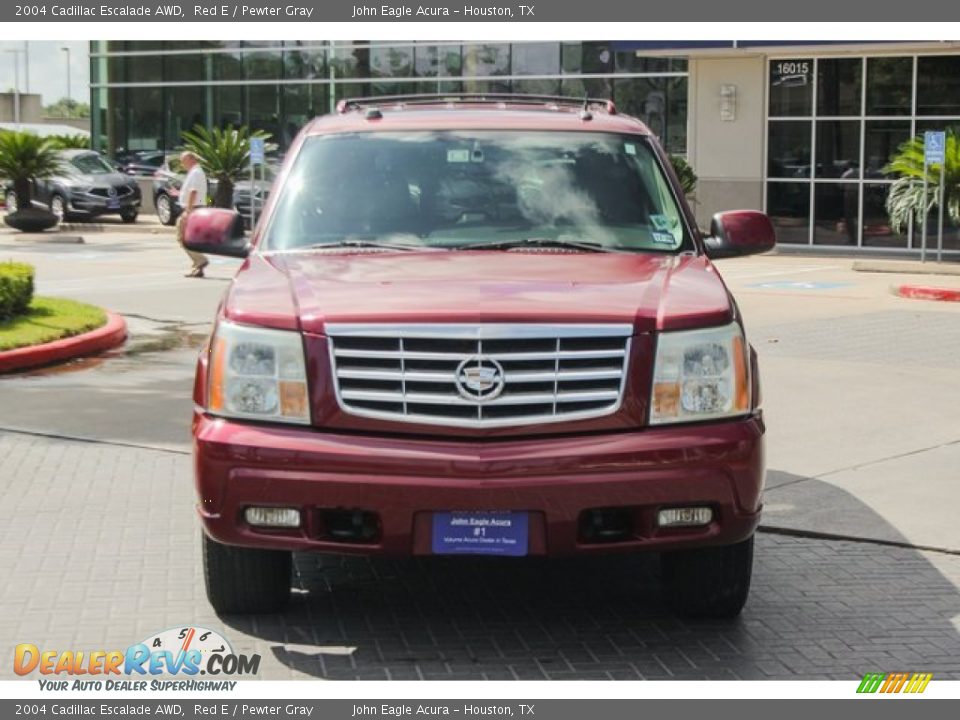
[4,49,21,126]
[61,47,71,108]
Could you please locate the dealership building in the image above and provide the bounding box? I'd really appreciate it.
[90,40,960,254]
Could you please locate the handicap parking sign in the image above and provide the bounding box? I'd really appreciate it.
[249,137,265,165]
[925,131,945,165]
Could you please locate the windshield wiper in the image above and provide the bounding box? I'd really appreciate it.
[304,239,421,252]
[457,237,614,253]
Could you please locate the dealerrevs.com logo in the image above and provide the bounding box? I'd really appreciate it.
[15,626,259,691]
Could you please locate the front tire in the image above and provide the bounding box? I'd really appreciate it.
[120,208,138,224]
[49,194,67,223]
[202,533,291,614]
[661,536,754,619]
[155,193,175,225]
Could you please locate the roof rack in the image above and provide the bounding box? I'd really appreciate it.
[335,93,617,116]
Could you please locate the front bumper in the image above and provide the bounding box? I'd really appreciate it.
[68,191,140,216]
[194,413,765,556]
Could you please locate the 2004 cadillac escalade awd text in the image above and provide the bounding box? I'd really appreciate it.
[184,94,776,619]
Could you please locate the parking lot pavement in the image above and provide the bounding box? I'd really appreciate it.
[2,240,960,680]
[713,255,960,553]
[1,430,959,681]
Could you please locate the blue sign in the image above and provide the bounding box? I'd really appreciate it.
[249,137,265,165]
[432,511,528,556]
[925,131,946,165]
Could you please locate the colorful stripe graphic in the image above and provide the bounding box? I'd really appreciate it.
[857,672,932,694]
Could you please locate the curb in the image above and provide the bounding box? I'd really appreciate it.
[892,284,960,302]
[0,312,127,373]
[854,259,960,276]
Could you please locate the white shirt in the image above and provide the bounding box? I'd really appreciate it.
[178,165,208,210]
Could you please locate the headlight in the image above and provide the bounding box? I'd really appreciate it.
[650,322,750,425]
[206,320,310,425]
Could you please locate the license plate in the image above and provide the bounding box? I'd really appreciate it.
[107,200,120,209]
[432,511,528,557]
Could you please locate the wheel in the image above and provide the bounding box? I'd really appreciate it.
[120,208,138,224]
[661,535,754,619]
[49,194,67,223]
[202,533,291,614]
[155,193,175,226]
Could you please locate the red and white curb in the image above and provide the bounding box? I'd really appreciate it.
[0,312,127,373]
[892,284,960,303]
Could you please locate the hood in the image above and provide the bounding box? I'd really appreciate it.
[62,171,135,188]
[223,250,734,335]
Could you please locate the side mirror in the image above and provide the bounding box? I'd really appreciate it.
[703,210,777,260]
[182,207,249,258]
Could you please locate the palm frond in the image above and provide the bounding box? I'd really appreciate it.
[0,131,61,183]
[884,129,960,230]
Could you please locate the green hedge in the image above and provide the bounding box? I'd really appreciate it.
[0,262,34,321]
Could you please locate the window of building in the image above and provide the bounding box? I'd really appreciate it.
[90,41,690,159]
[767,54,960,251]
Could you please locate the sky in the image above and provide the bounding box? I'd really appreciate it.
[0,41,90,105]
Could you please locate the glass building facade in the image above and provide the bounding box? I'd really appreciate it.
[89,41,688,157]
[766,54,960,251]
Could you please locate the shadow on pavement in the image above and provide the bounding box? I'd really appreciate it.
[219,475,960,680]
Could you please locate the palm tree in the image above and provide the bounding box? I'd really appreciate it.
[669,154,698,198]
[0,131,61,211]
[884,129,960,233]
[180,125,270,208]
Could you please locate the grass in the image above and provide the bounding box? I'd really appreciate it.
[0,296,108,352]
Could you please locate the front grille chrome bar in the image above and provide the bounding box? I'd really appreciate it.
[327,323,633,429]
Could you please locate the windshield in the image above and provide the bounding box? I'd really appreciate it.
[69,154,116,175]
[263,131,691,253]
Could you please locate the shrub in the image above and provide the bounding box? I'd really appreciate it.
[669,154,698,198]
[0,262,35,321]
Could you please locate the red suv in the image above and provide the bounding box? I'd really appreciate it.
[184,95,775,619]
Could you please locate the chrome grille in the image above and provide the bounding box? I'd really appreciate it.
[327,324,632,428]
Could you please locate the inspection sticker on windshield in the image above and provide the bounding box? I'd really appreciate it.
[432,511,528,556]
[652,231,676,245]
[624,142,637,155]
[447,149,471,163]
[650,214,671,231]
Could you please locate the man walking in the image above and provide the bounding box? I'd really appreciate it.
[176,151,209,278]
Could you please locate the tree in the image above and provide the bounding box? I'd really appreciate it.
[0,131,61,208]
[884,129,960,234]
[43,97,90,119]
[180,125,270,208]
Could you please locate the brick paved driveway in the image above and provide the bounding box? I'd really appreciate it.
[2,431,959,681]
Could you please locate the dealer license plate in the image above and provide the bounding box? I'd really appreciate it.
[431,511,528,557]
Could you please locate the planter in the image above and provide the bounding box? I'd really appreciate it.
[4,207,59,232]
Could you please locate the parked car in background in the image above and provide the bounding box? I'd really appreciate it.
[4,149,141,223]
[117,150,166,177]
[232,163,278,228]
[152,155,185,226]
[153,155,276,228]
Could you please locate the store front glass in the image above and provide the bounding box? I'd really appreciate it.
[766,54,960,251]
[89,41,689,159]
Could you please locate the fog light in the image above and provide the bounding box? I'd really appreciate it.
[244,506,301,528]
[657,506,713,528]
